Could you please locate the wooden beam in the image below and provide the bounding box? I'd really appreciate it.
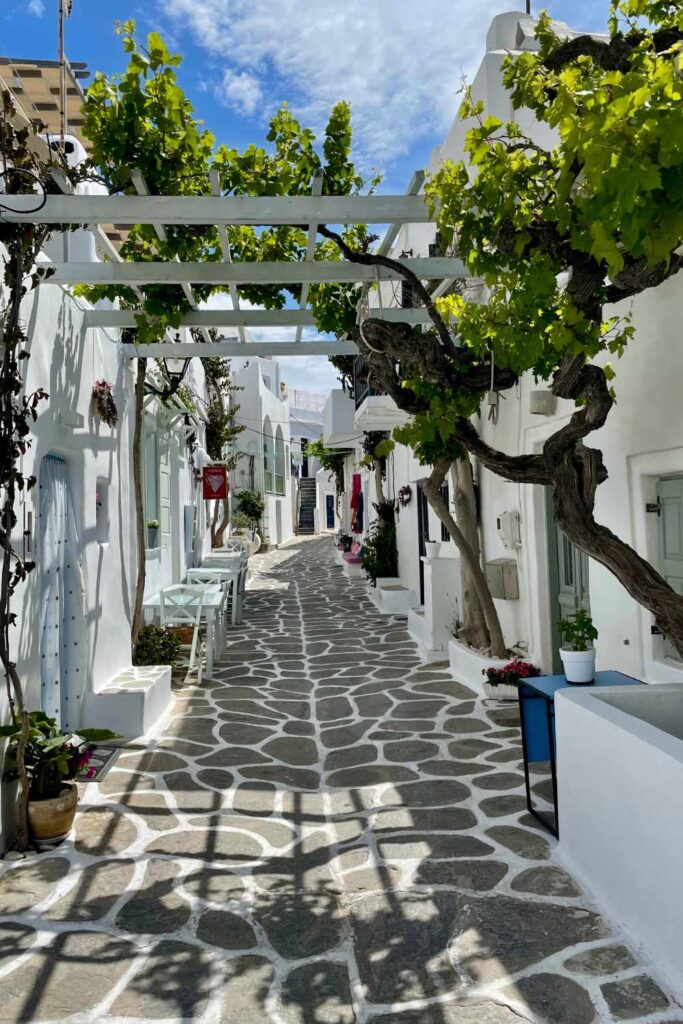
[48,256,466,286]
[1,193,434,225]
[84,307,431,329]
[121,339,359,358]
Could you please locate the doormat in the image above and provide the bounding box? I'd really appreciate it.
[81,745,122,784]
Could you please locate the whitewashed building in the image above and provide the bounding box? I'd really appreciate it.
[322,12,683,996]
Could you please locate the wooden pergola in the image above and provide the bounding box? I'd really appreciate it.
[6,172,465,358]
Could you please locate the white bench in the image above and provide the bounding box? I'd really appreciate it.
[84,665,171,739]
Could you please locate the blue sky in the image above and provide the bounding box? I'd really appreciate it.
[3,0,612,392]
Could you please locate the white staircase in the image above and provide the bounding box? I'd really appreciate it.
[297,478,317,535]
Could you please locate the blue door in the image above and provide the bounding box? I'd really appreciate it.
[326,494,335,529]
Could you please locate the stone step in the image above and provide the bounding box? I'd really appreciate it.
[83,665,171,739]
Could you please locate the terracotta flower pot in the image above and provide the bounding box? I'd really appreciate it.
[28,783,78,849]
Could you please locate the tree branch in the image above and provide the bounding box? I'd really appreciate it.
[317,224,460,359]
[543,27,683,75]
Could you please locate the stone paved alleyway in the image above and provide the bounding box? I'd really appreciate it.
[0,537,679,1023]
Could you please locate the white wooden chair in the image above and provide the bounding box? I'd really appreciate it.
[230,566,248,625]
[159,585,205,682]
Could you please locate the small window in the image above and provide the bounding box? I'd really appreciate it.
[96,479,109,544]
[440,484,450,542]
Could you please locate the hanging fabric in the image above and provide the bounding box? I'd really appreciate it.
[351,472,362,533]
[39,455,87,731]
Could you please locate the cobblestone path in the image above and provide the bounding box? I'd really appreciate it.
[0,537,679,1023]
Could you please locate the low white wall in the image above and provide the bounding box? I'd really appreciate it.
[557,686,683,1000]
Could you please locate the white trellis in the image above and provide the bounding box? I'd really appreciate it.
[4,184,466,358]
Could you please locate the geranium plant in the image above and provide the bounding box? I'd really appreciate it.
[483,659,541,688]
[0,712,119,800]
[91,380,118,428]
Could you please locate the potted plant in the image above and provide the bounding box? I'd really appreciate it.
[235,489,265,552]
[0,712,119,849]
[556,609,598,684]
[91,380,119,428]
[133,624,182,665]
[337,533,353,552]
[483,659,541,700]
[147,519,160,547]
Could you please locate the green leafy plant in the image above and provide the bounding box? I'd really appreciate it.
[0,712,119,801]
[236,489,265,528]
[230,512,251,532]
[133,624,182,667]
[146,519,159,530]
[307,438,349,496]
[361,507,399,586]
[557,610,598,652]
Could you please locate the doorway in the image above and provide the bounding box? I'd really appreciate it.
[326,494,335,530]
[38,454,86,730]
[416,481,431,605]
[546,487,590,673]
[656,475,683,660]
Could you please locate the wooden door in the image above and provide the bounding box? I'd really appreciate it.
[546,488,590,672]
[657,476,683,660]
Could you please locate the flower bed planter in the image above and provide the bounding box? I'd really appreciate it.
[28,783,78,849]
[483,682,520,701]
[448,638,509,697]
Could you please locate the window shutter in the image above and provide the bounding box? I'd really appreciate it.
[158,431,171,547]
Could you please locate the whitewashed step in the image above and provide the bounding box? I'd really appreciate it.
[369,578,420,615]
[84,665,171,739]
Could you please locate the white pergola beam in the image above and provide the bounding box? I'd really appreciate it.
[209,167,246,344]
[49,256,466,286]
[131,169,213,345]
[2,194,434,225]
[121,340,358,358]
[295,169,324,345]
[84,307,431,329]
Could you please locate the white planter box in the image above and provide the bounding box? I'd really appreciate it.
[448,638,509,698]
[557,684,683,1001]
[483,682,519,701]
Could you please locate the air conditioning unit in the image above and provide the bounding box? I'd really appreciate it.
[496,510,521,550]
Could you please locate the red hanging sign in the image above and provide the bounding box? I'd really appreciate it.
[202,465,227,500]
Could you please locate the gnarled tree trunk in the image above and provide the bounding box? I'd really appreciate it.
[424,458,506,658]
[450,458,488,650]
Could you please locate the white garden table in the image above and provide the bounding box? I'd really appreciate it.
[143,584,226,677]
[188,566,244,625]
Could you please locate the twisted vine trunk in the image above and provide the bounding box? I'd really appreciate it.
[424,458,506,658]
[130,357,147,654]
[450,458,489,650]
[0,243,31,851]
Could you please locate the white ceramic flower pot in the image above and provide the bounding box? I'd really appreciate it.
[560,647,596,685]
[424,542,441,558]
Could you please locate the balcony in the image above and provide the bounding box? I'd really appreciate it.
[322,389,357,449]
[353,354,409,432]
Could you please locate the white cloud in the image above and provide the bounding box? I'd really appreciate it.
[28,0,45,15]
[219,68,263,117]
[160,0,511,166]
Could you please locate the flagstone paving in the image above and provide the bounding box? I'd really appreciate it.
[0,536,679,1023]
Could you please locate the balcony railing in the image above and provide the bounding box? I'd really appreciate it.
[353,354,378,409]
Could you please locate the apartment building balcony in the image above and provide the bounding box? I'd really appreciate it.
[322,388,357,448]
[353,354,409,432]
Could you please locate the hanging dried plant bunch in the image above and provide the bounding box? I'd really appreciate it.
[92,380,118,428]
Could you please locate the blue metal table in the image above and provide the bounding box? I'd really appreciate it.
[518,670,643,837]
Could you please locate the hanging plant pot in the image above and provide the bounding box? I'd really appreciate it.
[28,783,78,850]
[91,380,119,428]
